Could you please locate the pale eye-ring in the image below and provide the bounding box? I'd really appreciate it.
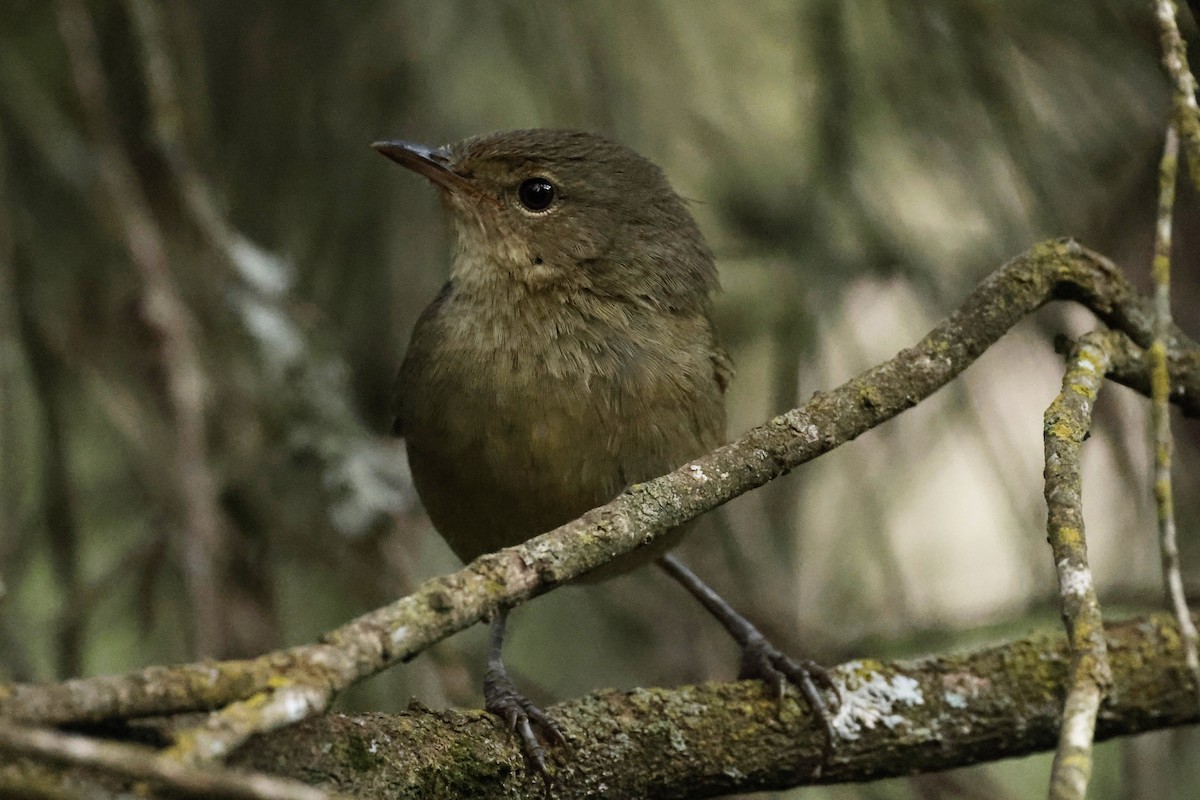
[517,177,555,212]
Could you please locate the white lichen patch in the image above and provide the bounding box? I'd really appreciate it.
[275,685,324,722]
[831,663,925,740]
[942,672,990,710]
[913,352,952,373]
[389,625,411,649]
[1061,699,1100,748]
[688,464,709,483]
[779,411,820,443]
[1056,559,1092,598]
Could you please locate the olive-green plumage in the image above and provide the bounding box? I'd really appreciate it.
[385,129,730,577]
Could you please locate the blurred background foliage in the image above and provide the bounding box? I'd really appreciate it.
[1,1,1199,797]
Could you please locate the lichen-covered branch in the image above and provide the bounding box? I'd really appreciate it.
[6,615,1195,799]
[244,615,1200,798]
[1155,0,1200,189]
[1043,332,1116,800]
[1098,331,1200,416]
[1149,122,1200,690]
[1,240,1198,762]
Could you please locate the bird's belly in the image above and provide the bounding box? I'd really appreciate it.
[405,372,634,562]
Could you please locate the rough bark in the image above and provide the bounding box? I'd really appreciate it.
[2,615,1194,799]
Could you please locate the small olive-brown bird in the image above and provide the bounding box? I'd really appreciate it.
[375,130,828,770]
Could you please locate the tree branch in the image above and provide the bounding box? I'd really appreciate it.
[1155,0,1200,189]
[1043,331,1117,799]
[5,615,1195,798]
[1149,121,1200,690]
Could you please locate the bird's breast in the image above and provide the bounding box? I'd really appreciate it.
[397,289,721,564]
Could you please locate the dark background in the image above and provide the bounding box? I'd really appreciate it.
[2,2,1199,797]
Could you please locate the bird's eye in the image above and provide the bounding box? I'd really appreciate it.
[517,177,556,212]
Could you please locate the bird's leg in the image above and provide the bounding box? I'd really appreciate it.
[657,554,839,752]
[483,606,566,776]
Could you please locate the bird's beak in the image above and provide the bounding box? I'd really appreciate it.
[372,140,482,199]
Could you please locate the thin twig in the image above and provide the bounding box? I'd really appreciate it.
[1155,0,1200,189]
[53,0,229,657]
[0,723,347,800]
[1043,332,1116,800]
[1149,122,1200,688]
[166,683,331,764]
[1102,331,1200,416]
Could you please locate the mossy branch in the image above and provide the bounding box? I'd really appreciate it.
[3,615,1196,799]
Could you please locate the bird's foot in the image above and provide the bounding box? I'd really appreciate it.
[484,666,566,779]
[738,629,840,763]
[655,555,839,770]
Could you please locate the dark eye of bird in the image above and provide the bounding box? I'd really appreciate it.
[517,177,555,212]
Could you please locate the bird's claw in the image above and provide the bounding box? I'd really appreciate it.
[739,634,839,701]
[484,667,565,779]
[738,632,840,765]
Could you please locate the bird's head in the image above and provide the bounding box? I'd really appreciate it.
[374,129,716,309]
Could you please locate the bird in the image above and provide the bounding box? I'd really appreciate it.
[374,129,832,773]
